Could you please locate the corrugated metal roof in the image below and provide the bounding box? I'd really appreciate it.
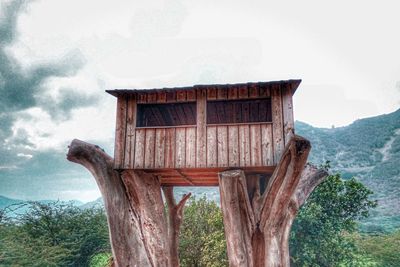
[106,79,301,97]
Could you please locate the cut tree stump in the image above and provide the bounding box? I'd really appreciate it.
[67,139,190,267]
[219,135,328,267]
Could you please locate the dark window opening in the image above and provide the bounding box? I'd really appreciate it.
[136,102,197,127]
[207,98,272,124]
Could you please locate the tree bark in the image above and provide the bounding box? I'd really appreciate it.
[67,139,190,267]
[218,135,328,267]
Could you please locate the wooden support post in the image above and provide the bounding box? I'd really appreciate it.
[67,139,191,267]
[219,135,328,267]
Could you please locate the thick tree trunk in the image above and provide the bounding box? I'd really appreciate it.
[219,135,328,267]
[67,139,190,267]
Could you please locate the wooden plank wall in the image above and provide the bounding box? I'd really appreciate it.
[114,83,295,169]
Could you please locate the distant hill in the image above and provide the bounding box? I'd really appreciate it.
[0,196,83,218]
[296,108,400,232]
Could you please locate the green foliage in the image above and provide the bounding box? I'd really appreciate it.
[179,197,227,267]
[355,231,400,267]
[290,174,377,266]
[0,202,110,267]
[89,253,112,267]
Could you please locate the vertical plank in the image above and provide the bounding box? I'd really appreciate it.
[261,124,273,166]
[271,86,284,164]
[207,87,217,100]
[217,88,228,99]
[147,92,157,103]
[124,96,137,168]
[134,129,146,168]
[165,128,176,168]
[186,89,196,101]
[217,126,228,167]
[239,125,250,167]
[250,124,262,166]
[137,92,147,103]
[259,84,270,97]
[228,87,238,99]
[157,91,167,102]
[238,84,249,98]
[176,90,187,102]
[207,126,217,167]
[155,128,166,168]
[196,89,207,167]
[248,84,259,98]
[175,128,186,168]
[166,90,176,102]
[144,129,155,168]
[186,127,196,168]
[228,126,239,167]
[114,97,127,169]
[282,87,295,146]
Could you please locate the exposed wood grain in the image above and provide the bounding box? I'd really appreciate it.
[134,129,146,168]
[186,89,196,101]
[175,128,186,168]
[147,92,157,103]
[239,125,251,167]
[114,97,127,169]
[261,124,273,166]
[218,136,328,267]
[185,127,196,168]
[228,125,239,167]
[217,88,228,99]
[207,87,217,100]
[67,140,196,266]
[124,96,136,168]
[176,90,187,102]
[217,126,228,167]
[282,87,294,146]
[271,85,284,164]
[165,128,176,168]
[228,87,238,99]
[166,90,176,102]
[250,124,262,166]
[196,89,207,167]
[155,128,166,168]
[137,92,147,103]
[207,126,218,167]
[157,91,167,103]
[259,84,270,97]
[249,84,259,98]
[144,129,155,168]
[238,84,249,98]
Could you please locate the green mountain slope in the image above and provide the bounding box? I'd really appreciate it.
[296,108,400,232]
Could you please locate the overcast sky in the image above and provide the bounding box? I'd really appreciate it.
[1,0,399,202]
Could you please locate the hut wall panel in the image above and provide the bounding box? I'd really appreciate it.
[124,96,137,168]
[144,129,155,168]
[217,126,228,167]
[261,124,273,166]
[271,87,285,164]
[114,97,127,169]
[196,89,207,167]
[175,128,186,168]
[250,124,262,166]
[239,125,251,167]
[133,129,146,168]
[228,125,239,166]
[154,129,166,168]
[186,127,196,168]
[165,128,176,168]
[207,126,217,167]
[282,87,295,146]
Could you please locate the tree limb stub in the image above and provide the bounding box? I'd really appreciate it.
[218,135,329,267]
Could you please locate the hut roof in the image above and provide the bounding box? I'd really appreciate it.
[106,79,301,97]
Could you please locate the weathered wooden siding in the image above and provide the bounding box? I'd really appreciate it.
[113,83,294,169]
